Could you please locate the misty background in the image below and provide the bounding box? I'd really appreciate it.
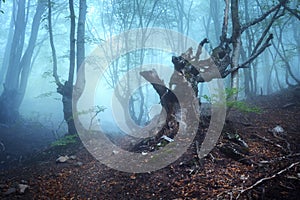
[0,0,299,137]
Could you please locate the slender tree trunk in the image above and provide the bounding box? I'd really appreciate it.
[60,0,77,135]
[49,0,86,135]
[253,60,258,94]
[242,0,254,98]
[17,1,47,108]
[48,0,76,135]
[274,62,284,90]
[230,0,241,99]
[4,0,26,91]
[0,0,15,90]
[0,0,46,123]
[47,0,60,87]
[77,0,86,72]
[210,0,222,43]
[68,0,76,86]
[240,46,250,97]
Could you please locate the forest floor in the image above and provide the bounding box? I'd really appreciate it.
[0,86,300,199]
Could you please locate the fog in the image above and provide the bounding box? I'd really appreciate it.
[0,0,299,136]
[0,0,300,198]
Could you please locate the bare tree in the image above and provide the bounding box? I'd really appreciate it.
[99,0,167,125]
[0,0,47,124]
[48,0,87,135]
[272,19,300,86]
[0,0,15,89]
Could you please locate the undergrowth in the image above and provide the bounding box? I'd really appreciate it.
[202,88,262,114]
[51,134,78,147]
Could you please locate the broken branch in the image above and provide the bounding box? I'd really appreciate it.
[236,161,300,199]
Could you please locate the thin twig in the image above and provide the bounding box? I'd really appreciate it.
[280,0,300,20]
[241,3,281,32]
[259,153,300,164]
[238,34,273,68]
[236,162,300,199]
[0,141,5,151]
[252,133,285,151]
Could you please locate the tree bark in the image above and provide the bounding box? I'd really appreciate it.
[0,0,46,123]
[77,0,86,72]
[48,0,83,135]
[17,1,47,108]
[0,0,15,90]
[140,69,198,139]
[4,0,26,91]
[60,0,76,135]
[230,0,241,99]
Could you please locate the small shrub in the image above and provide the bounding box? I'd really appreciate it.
[202,88,261,114]
[51,134,78,147]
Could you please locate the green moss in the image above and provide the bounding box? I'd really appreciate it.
[51,134,78,147]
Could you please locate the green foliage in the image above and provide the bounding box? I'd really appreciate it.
[51,134,78,147]
[35,91,56,98]
[202,88,262,114]
[76,105,106,116]
[42,70,53,78]
[35,91,61,101]
[225,87,239,99]
[226,101,261,113]
[71,105,106,132]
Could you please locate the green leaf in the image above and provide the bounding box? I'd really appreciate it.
[202,88,262,114]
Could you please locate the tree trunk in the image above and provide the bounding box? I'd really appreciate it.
[48,0,86,135]
[0,0,46,123]
[0,0,15,90]
[210,0,222,43]
[60,0,76,135]
[140,69,198,139]
[17,1,47,108]
[76,0,86,72]
[59,82,77,135]
[230,0,241,99]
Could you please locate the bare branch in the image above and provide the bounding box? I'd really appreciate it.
[47,0,63,89]
[272,36,300,84]
[259,153,300,164]
[239,34,273,68]
[238,4,284,70]
[252,133,285,152]
[251,6,283,56]
[236,162,300,199]
[241,3,281,32]
[280,0,300,20]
